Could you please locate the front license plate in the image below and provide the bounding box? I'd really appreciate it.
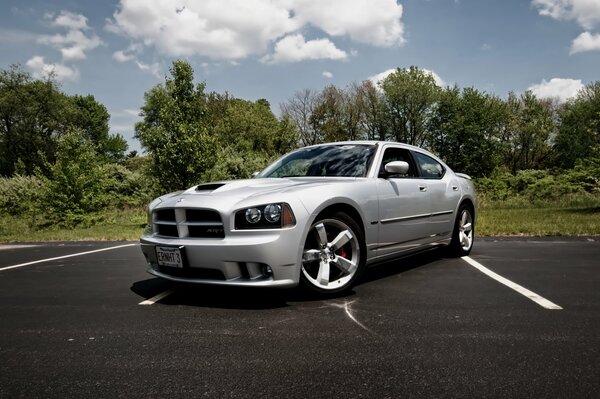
[156,246,184,268]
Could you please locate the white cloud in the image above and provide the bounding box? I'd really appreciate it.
[112,43,143,62]
[532,0,600,30]
[113,49,135,62]
[38,12,102,61]
[368,68,446,88]
[26,56,80,82]
[262,34,347,63]
[108,0,299,60]
[322,71,333,78]
[570,31,600,53]
[135,61,161,78]
[481,43,492,51]
[289,0,405,46]
[528,77,584,102]
[52,10,89,30]
[107,0,405,62]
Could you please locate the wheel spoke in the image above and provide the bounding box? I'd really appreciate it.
[302,249,320,262]
[460,232,471,250]
[460,232,468,247]
[316,260,330,286]
[333,255,357,275]
[314,223,328,248]
[462,222,472,232]
[461,211,468,226]
[329,230,352,251]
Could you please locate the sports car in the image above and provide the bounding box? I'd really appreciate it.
[139,141,476,293]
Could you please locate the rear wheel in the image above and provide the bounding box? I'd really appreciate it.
[448,204,474,257]
[300,212,366,294]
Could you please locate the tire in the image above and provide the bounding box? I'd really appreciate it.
[300,212,366,294]
[448,204,474,257]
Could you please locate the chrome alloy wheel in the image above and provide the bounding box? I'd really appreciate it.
[458,208,474,252]
[301,218,360,291]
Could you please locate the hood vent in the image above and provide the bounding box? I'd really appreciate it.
[195,183,226,192]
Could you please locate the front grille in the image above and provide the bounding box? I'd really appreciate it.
[186,209,222,223]
[156,224,178,237]
[153,208,224,238]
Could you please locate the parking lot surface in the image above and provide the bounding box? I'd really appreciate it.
[0,238,598,398]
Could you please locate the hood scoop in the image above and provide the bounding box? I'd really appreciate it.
[195,183,226,192]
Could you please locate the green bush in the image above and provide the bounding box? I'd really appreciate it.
[37,128,112,227]
[475,160,600,209]
[0,175,44,216]
[101,163,155,208]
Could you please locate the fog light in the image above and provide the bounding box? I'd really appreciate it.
[261,264,273,277]
[245,208,261,224]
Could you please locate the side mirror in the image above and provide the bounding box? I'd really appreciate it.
[384,161,409,176]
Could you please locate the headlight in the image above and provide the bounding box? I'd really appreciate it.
[235,203,295,230]
[264,204,281,223]
[245,208,262,224]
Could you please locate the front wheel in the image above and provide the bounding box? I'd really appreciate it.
[300,212,366,294]
[448,204,474,257]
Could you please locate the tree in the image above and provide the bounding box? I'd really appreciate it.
[0,65,127,176]
[135,60,216,193]
[67,95,128,163]
[554,81,600,168]
[0,65,65,176]
[203,96,297,180]
[502,91,555,172]
[280,88,320,146]
[355,80,388,141]
[310,85,347,142]
[429,86,506,177]
[380,66,441,146]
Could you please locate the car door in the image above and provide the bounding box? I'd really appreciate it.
[375,146,431,259]
[412,150,461,239]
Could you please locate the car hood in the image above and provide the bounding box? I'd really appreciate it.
[153,178,359,211]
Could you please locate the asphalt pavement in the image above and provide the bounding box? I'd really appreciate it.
[0,238,598,398]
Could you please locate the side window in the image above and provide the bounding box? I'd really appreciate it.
[379,147,416,178]
[413,152,445,179]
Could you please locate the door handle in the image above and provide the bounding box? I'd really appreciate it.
[419,185,428,192]
[452,185,459,191]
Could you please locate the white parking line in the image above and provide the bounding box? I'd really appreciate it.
[0,243,137,272]
[462,256,563,310]
[138,289,175,305]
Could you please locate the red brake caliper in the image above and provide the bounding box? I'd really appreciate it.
[337,246,348,259]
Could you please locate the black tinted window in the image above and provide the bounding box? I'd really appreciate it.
[413,152,444,179]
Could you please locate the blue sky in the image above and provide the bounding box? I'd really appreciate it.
[1,0,599,153]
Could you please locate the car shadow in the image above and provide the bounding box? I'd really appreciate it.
[359,248,445,286]
[131,248,446,309]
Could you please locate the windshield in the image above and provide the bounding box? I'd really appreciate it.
[257,144,377,178]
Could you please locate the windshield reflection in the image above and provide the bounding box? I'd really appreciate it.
[258,144,376,178]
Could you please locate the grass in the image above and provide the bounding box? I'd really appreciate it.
[0,207,147,242]
[1,200,599,243]
[477,206,600,236]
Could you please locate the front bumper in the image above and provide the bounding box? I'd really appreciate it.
[140,227,303,288]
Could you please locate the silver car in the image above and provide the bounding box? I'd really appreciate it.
[140,141,476,294]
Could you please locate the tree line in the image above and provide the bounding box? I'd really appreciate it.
[281,66,600,177]
[1,61,599,226]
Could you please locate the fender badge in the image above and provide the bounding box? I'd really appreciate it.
[177,198,185,203]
